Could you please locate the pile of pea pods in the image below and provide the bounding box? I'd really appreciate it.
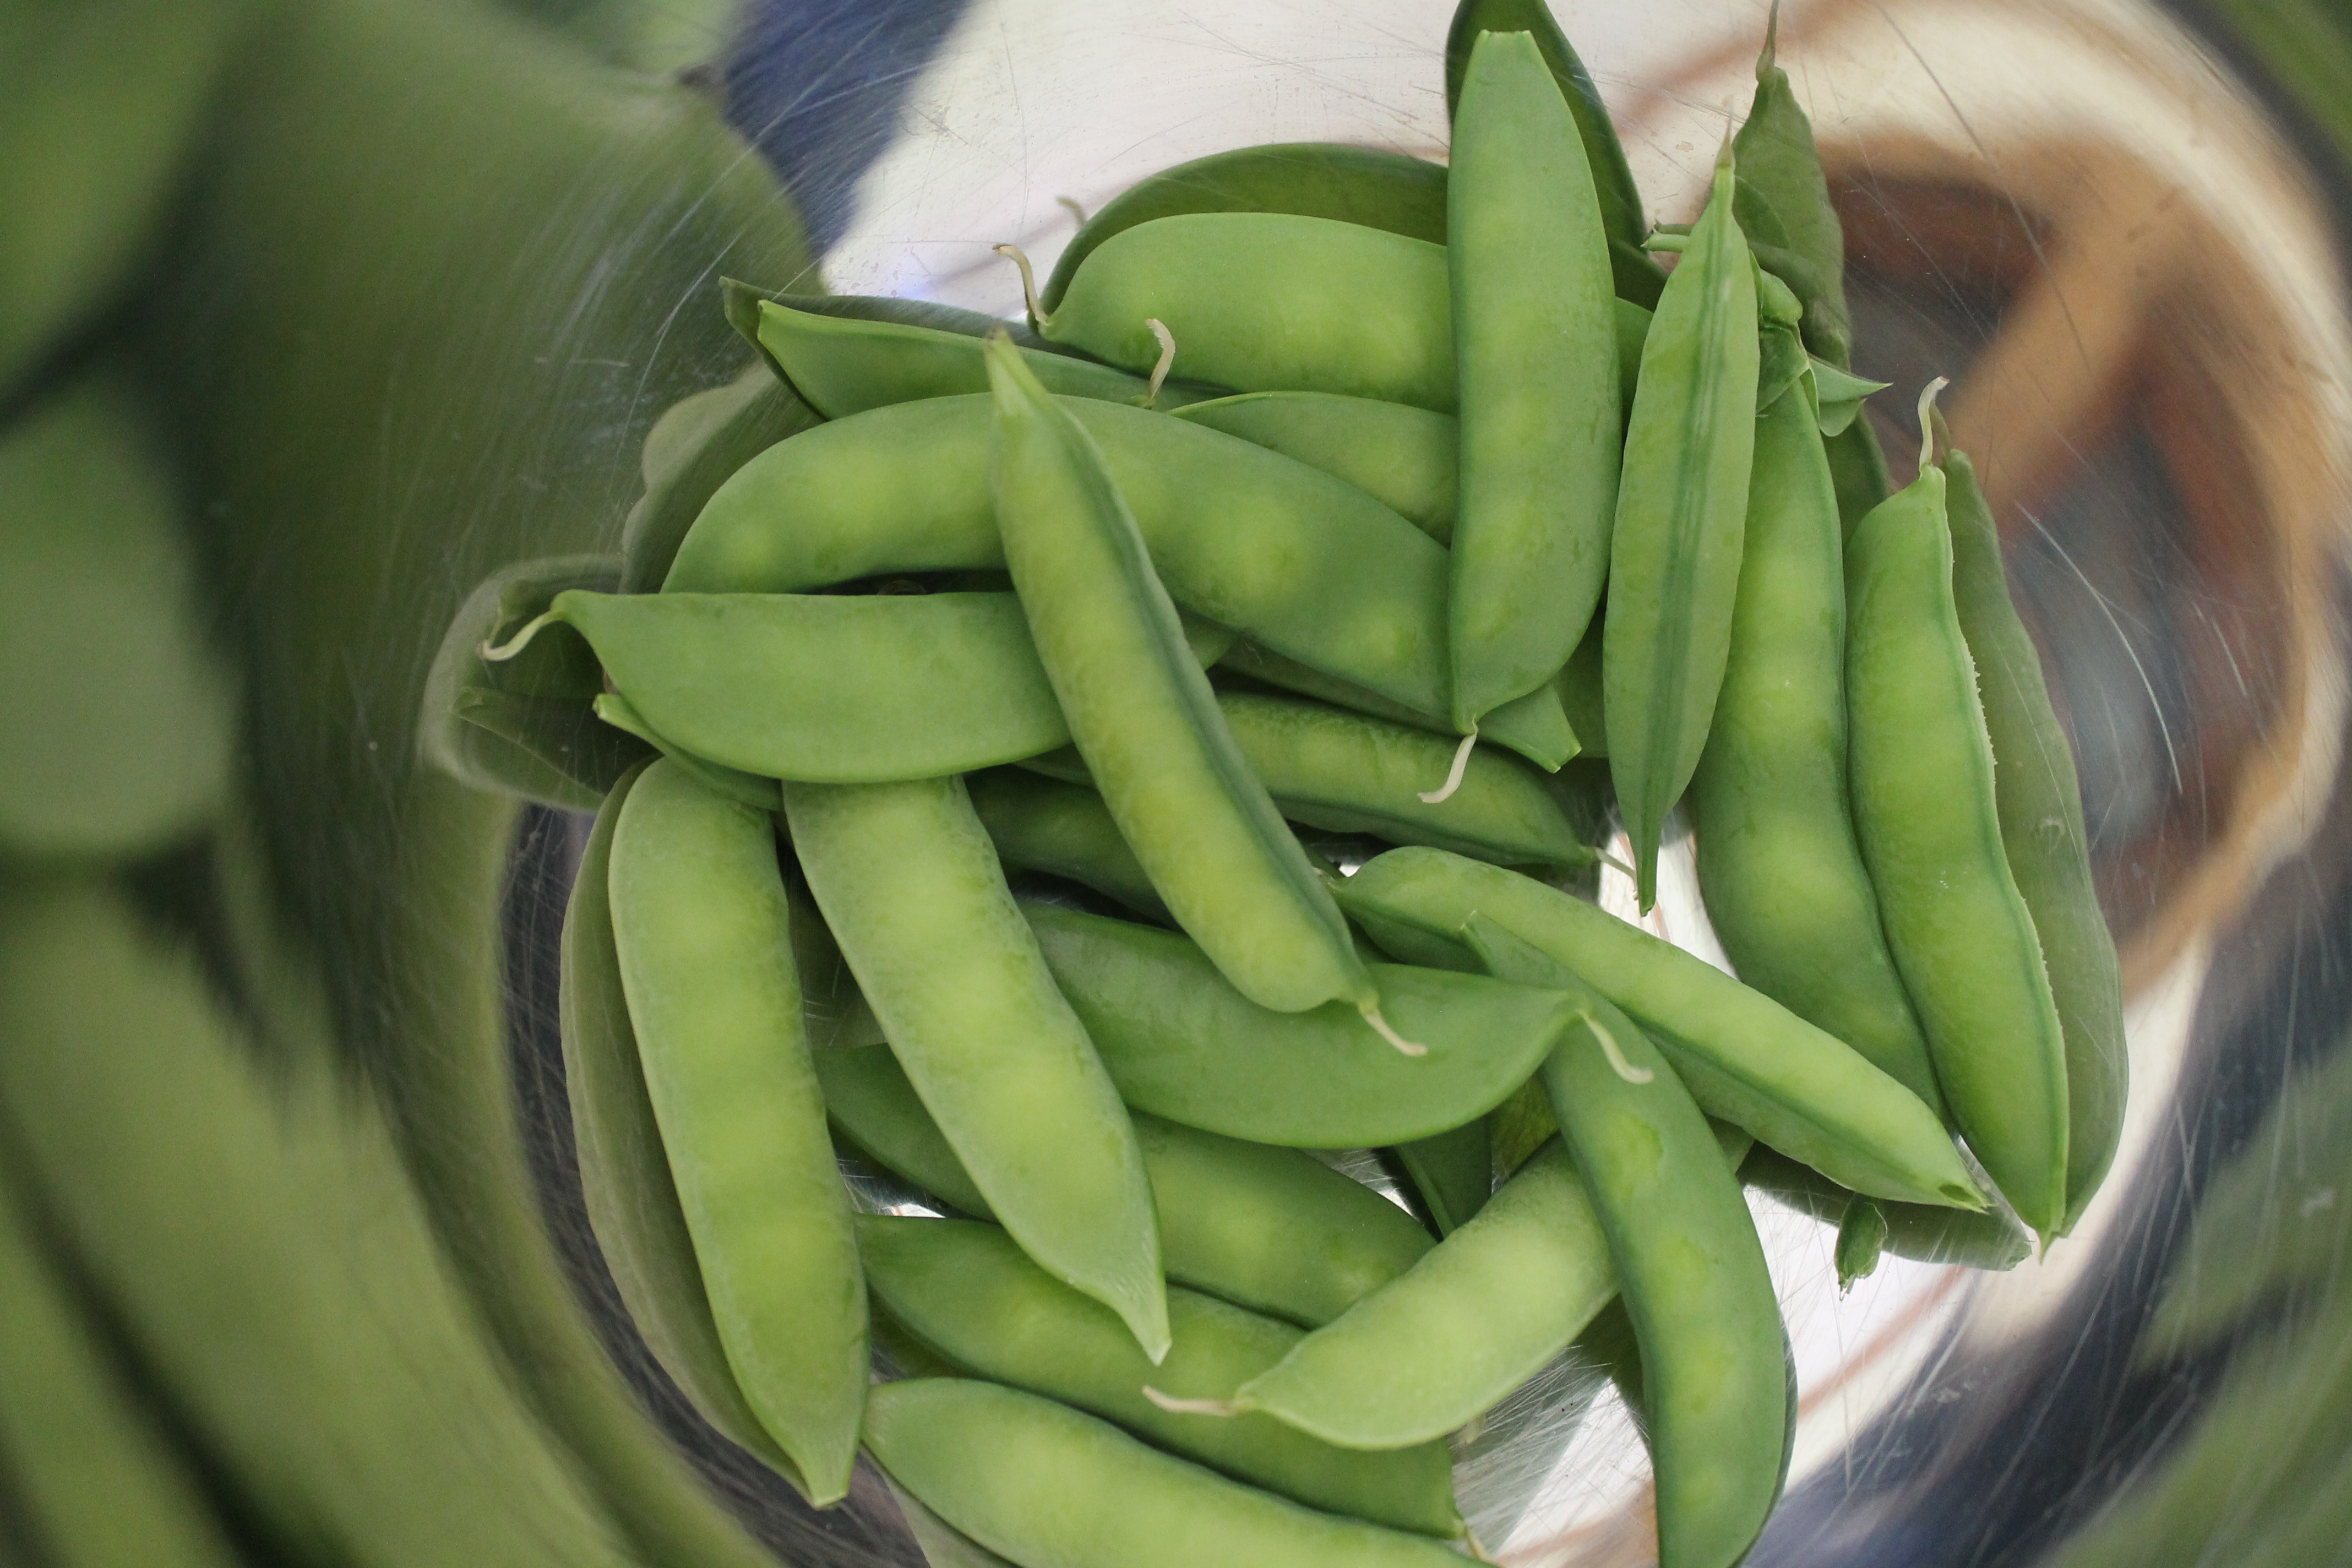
[428,2,2128,1564]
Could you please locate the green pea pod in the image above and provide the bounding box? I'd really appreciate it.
[1042,213,1456,411]
[754,296,1223,417]
[1738,1145,2031,1271]
[520,590,1079,783]
[987,334,1372,1017]
[561,761,810,1491]
[1825,416,1896,539]
[783,774,1169,1360]
[888,1476,1020,1568]
[1471,919,1788,1568]
[1812,359,1888,437]
[1688,360,1943,1112]
[1026,689,1592,867]
[618,365,818,594]
[1604,144,1760,910]
[1,367,236,857]
[865,1380,1468,1568]
[1215,641,1578,771]
[1173,393,1458,541]
[591,692,781,810]
[1448,29,1623,731]
[1836,1196,1890,1291]
[1730,12,1854,367]
[967,767,1169,919]
[1233,1138,1615,1449]
[813,1041,1434,1327]
[608,761,865,1501]
[859,1217,1462,1537]
[0,1151,244,1568]
[663,394,1577,758]
[1940,435,2127,1233]
[1391,1120,1494,1237]
[1845,455,2070,1239]
[1331,847,1985,1208]
[1041,143,1449,314]
[1442,0,1659,301]
[1024,902,1573,1146]
[784,873,885,1050]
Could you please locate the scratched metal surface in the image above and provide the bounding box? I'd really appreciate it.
[494,2,2352,1563]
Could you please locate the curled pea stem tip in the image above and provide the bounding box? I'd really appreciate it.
[1054,194,1088,228]
[1361,1005,1429,1058]
[1141,1387,1238,1418]
[1418,730,1478,804]
[1144,318,1176,407]
[995,243,1046,326]
[1582,1014,1654,1085]
[1917,375,1951,471]
[479,608,558,662]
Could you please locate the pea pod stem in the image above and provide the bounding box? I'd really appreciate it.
[1417,730,1478,804]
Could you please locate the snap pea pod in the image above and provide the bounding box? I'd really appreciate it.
[1736,1145,2032,1271]
[1174,393,1459,541]
[754,296,1223,417]
[1331,847,1985,1208]
[1825,417,1896,539]
[660,394,1587,760]
[1233,1138,1614,1449]
[1729,12,1854,368]
[1024,689,1591,867]
[1941,434,2127,1233]
[1024,902,1572,1146]
[987,335,1372,1019]
[889,1476,1019,1568]
[561,761,809,1488]
[1447,28,1623,732]
[1605,144,1760,910]
[1168,296,1652,552]
[1042,213,1457,411]
[1215,642,1578,770]
[608,760,865,1502]
[966,767,1169,919]
[1688,357,1943,1112]
[618,364,817,594]
[859,1217,1462,1537]
[1041,143,1449,314]
[1391,1120,1493,1237]
[1442,0,1663,306]
[507,589,1209,785]
[865,1380,1468,1568]
[783,774,1169,1359]
[813,1042,1434,1327]
[1473,919,1787,1568]
[591,692,780,810]
[1836,1197,1890,1291]
[1846,439,2070,1239]
[785,873,885,1050]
